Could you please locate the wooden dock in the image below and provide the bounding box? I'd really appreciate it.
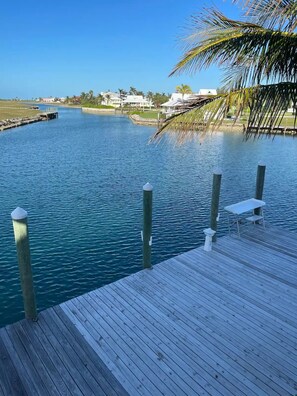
[1,225,297,395]
[248,125,297,136]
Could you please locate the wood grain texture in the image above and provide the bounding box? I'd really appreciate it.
[1,225,297,395]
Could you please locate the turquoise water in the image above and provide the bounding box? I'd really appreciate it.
[1,107,297,327]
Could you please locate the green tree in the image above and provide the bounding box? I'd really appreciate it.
[118,89,127,111]
[87,90,95,104]
[155,0,297,142]
[153,93,170,108]
[147,91,154,109]
[147,91,154,100]
[118,88,127,98]
[129,87,138,95]
[96,94,104,105]
[105,93,111,105]
[176,84,192,100]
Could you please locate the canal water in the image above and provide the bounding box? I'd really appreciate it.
[1,106,296,326]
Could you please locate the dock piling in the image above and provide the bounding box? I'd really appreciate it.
[255,161,266,216]
[142,183,153,269]
[210,169,222,242]
[11,207,37,321]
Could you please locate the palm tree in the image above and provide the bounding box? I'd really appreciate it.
[105,93,111,105]
[147,91,154,109]
[118,88,127,98]
[80,92,87,103]
[87,90,94,102]
[176,84,193,101]
[96,94,104,105]
[129,87,138,95]
[154,0,297,142]
[118,89,127,111]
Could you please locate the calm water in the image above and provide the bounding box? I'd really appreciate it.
[1,107,297,326]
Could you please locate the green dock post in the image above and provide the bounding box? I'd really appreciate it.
[255,161,266,216]
[11,207,37,321]
[142,182,153,269]
[210,169,222,242]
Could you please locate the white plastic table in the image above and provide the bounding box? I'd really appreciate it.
[224,198,265,235]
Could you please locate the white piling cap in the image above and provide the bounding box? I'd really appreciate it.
[213,167,222,175]
[258,161,266,166]
[203,228,216,236]
[11,207,28,220]
[143,182,153,191]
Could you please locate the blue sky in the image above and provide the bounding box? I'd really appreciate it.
[0,0,241,98]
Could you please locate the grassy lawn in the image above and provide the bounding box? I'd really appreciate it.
[279,116,297,127]
[0,101,41,121]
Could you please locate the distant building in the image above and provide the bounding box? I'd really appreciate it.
[101,91,122,107]
[42,97,56,103]
[162,90,217,117]
[161,93,198,116]
[123,95,152,108]
[40,97,66,103]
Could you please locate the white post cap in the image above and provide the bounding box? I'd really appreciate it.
[213,167,222,175]
[11,207,28,220]
[203,228,216,237]
[258,161,266,166]
[143,182,153,191]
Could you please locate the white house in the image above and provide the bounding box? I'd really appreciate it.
[161,93,199,116]
[162,90,217,117]
[42,97,56,103]
[123,95,152,108]
[101,91,122,107]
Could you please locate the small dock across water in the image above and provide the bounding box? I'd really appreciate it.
[1,224,297,395]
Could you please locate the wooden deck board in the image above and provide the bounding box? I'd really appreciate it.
[214,237,297,286]
[0,333,28,396]
[80,292,194,396]
[112,279,269,396]
[94,287,216,395]
[120,265,295,395]
[1,225,297,395]
[184,249,297,318]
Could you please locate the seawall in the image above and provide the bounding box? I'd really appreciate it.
[82,107,116,114]
[0,112,58,132]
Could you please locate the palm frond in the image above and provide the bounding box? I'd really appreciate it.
[153,83,297,143]
[171,10,297,91]
[246,82,297,138]
[233,0,297,32]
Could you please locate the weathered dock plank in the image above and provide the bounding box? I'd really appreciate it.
[0,309,128,396]
[0,225,297,395]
